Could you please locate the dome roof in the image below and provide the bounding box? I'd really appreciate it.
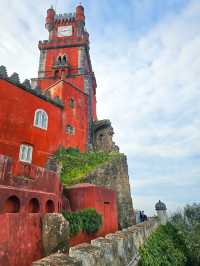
[155,200,167,211]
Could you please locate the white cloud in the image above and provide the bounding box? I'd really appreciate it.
[91,0,200,212]
[93,0,200,160]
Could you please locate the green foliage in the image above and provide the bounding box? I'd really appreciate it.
[171,203,200,266]
[54,147,121,186]
[62,211,82,237]
[63,208,102,237]
[139,223,187,266]
[80,208,102,234]
[139,203,200,266]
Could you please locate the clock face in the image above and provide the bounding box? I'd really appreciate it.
[57,26,73,37]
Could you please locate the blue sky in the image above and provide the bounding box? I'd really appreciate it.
[0,0,199,215]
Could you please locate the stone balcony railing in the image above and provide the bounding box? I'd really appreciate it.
[0,154,61,195]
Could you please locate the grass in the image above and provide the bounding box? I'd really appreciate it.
[53,147,121,186]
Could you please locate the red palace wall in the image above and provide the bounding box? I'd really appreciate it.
[0,214,43,266]
[0,78,88,171]
[0,4,119,265]
[65,183,118,246]
[0,154,65,215]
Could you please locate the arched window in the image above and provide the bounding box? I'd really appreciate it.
[62,55,67,65]
[28,198,40,213]
[3,196,20,213]
[57,56,62,65]
[19,144,33,163]
[34,109,48,130]
[69,98,75,108]
[46,200,55,213]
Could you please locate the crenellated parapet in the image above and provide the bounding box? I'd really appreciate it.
[9,72,20,84]
[32,219,160,266]
[0,65,8,79]
[44,4,87,42]
[54,13,76,23]
[0,65,64,108]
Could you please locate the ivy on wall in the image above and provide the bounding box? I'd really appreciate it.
[54,147,121,186]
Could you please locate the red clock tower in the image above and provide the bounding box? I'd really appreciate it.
[32,4,97,145]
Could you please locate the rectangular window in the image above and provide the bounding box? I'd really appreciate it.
[19,144,33,163]
[66,125,75,135]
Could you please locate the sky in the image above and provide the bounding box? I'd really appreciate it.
[0,0,199,215]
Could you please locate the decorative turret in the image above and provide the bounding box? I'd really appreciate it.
[155,200,167,225]
[9,72,20,84]
[22,79,31,89]
[45,6,55,32]
[0,65,8,79]
[155,200,167,211]
[76,4,85,22]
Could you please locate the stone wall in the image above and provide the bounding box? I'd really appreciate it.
[84,154,134,229]
[32,219,159,266]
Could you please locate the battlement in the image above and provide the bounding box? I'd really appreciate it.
[0,154,61,195]
[54,12,76,23]
[0,65,64,108]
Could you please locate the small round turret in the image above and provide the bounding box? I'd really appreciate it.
[155,200,167,225]
[76,4,85,22]
[45,6,55,32]
[155,200,167,211]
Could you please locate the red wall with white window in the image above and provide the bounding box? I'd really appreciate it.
[0,79,88,172]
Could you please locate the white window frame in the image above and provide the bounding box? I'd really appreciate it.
[19,144,33,163]
[34,109,48,130]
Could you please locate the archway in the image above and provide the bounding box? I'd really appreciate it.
[45,200,55,213]
[28,198,40,213]
[3,195,20,213]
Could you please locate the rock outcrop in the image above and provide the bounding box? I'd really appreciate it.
[93,120,119,152]
[42,214,70,256]
[84,154,134,229]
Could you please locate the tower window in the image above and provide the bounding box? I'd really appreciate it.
[62,55,67,65]
[56,55,67,65]
[34,109,48,130]
[66,125,75,135]
[69,98,75,108]
[57,56,62,65]
[19,144,33,163]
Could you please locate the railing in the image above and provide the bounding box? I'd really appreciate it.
[0,153,61,194]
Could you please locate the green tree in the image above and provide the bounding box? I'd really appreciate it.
[171,203,200,266]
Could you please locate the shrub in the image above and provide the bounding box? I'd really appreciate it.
[63,208,102,237]
[139,223,187,266]
[62,211,82,237]
[80,208,102,235]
